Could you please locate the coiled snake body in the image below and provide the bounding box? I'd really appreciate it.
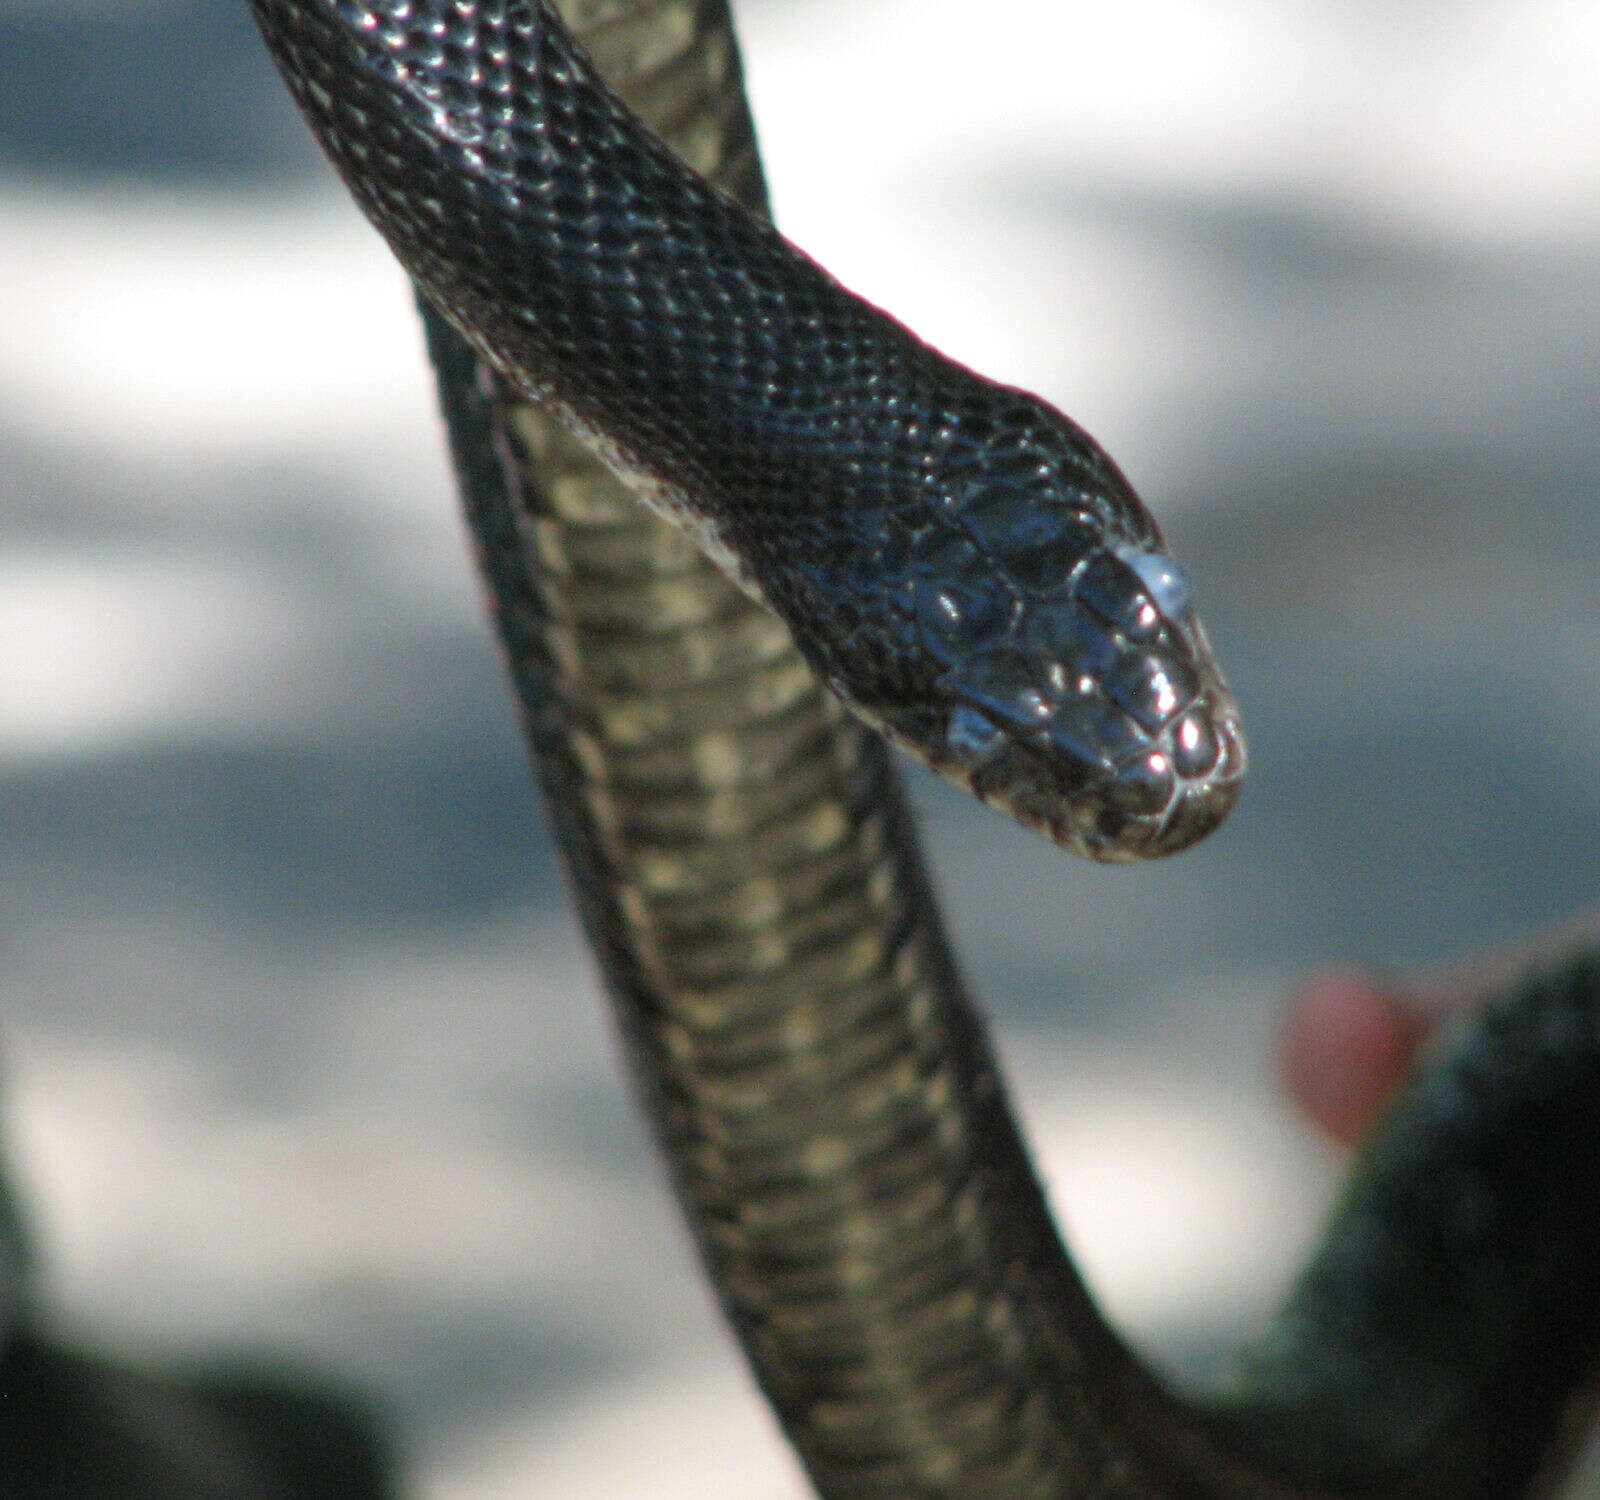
[250,2,1600,1496]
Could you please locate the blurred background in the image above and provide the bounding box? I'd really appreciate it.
[2,0,1599,1493]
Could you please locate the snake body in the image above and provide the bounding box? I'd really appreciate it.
[249,2,1600,1496]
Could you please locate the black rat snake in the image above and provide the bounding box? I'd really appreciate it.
[249,1,1600,1495]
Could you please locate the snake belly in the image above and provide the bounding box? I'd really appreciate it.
[249,2,1600,1497]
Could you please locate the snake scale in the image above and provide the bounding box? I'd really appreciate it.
[249,1,1600,1496]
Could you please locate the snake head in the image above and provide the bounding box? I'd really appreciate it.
[845,418,1247,862]
[910,540,1244,861]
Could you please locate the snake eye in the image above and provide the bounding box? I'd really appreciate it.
[1121,548,1194,621]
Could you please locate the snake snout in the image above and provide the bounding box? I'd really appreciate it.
[1094,685,1247,860]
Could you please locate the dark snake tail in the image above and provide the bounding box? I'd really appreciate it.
[250,1,1600,1495]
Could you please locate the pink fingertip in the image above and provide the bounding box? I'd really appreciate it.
[1281,967,1427,1147]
